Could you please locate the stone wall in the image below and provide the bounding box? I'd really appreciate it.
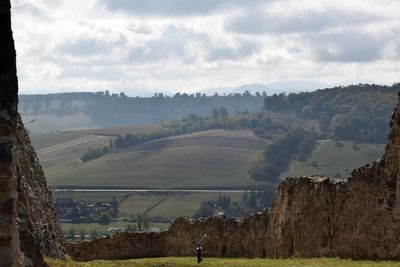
[68,100,400,261]
[0,1,22,266]
[68,212,270,261]
[17,114,66,265]
[0,1,66,266]
[67,232,167,261]
[265,101,400,259]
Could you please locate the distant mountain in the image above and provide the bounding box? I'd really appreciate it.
[232,80,331,95]
[199,80,330,96]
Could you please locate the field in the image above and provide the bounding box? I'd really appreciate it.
[54,192,127,202]
[282,139,385,179]
[54,191,244,233]
[60,222,170,233]
[23,113,97,134]
[32,125,386,189]
[42,128,386,234]
[46,257,400,267]
[31,124,161,150]
[118,192,243,220]
[39,127,386,235]
[36,129,270,189]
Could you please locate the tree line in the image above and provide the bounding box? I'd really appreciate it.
[263,83,399,143]
[194,189,274,218]
[248,129,318,183]
[19,91,265,128]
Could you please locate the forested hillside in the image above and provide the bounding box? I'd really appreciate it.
[19,91,265,133]
[263,84,399,143]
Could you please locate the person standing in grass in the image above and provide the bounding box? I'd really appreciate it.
[196,234,207,263]
[197,245,203,264]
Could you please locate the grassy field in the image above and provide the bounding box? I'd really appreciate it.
[23,113,97,135]
[53,192,127,202]
[282,139,385,179]
[54,191,244,232]
[46,257,400,267]
[31,124,161,150]
[40,129,269,189]
[119,192,243,220]
[60,222,170,233]
[33,124,386,189]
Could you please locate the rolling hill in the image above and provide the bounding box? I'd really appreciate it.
[34,129,271,189]
[33,126,386,189]
[282,139,385,179]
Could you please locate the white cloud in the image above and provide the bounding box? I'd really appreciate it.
[97,0,266,17]
[10,0,400,96]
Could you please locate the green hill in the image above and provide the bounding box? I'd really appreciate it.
[34,126,386,189]
[36,129,271,189]
[282,139,385,179]
[31,124,161,150]
[263,84,399,143]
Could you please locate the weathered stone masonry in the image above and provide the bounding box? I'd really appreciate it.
[0,1,21,266]
[0,1,66,266]
[68,100,400,261]
[67,212,270,261]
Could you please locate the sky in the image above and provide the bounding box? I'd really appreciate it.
[11,0,400,96]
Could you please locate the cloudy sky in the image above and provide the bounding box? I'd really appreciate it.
[11,0,400,96]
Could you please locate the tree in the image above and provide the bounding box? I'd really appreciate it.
[68,227,76,241]
[219,107,228,119]
[79,229,86,241]
[109,139,114,150]
[194,201,215,218]
[248,160,281,182]
[242,190,248,202]
[126,224,137,232]
[111,195,119,218]
[248,190,257,209]
[90,229,99,240]
[211,108,220,119]
[99,213,111,225]
[136,213,149,231]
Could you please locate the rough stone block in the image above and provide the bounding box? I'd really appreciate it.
[0,235,12,246]
[0,140,13,164]
[0,168,12,179]
[0,198,15,215]
[0,179,15,192]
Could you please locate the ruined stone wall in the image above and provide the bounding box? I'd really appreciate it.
[17,114,66,264]
[0,1,66,266]
[67,232,168,261]
[68,212,270,261]
[164,212,269,258]
[265,101,400,259]
[68,100,400,261]
[0,1,22,266]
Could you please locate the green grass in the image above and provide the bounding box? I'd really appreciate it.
[23,113,98,135]
[48,147,261,188]
[118,193,166,217]
[46,257,400,267]
[31,124,161,150]
[54,191,243,231]
[282,140,385,179]
[53,192,127,203]
[60,221,170,233]
[43,130,269,189]
[118,192,244,220]
[61,221,129,233]
[36,125,385,189]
